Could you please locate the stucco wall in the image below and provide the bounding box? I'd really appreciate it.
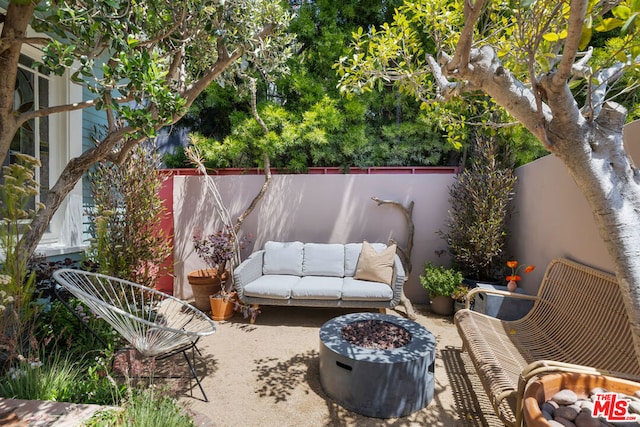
[173,173,456,302]
[508,119,640,295]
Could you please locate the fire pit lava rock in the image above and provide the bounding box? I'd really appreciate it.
[319,312,436,418]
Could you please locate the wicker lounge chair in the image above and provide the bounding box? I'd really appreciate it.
[53,269,216,401]
[454,258,640,426]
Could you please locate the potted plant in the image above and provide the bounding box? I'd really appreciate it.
[439,133,517,284]
[451,284,470,313]
[189,226,237,315]
[419,263,463,316]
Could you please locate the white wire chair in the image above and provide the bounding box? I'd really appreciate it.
[52,268,216,401]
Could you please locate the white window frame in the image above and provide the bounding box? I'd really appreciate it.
[2,17,85,256]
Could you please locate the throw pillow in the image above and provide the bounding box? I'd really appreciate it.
[354,241,396,285]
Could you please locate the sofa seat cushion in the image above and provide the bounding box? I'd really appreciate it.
[344,242,388,277]
[291,276,343,300]
[263,241,304,275]
[342,277,394,301]
[243,275,301,300]
[302,243,345,277]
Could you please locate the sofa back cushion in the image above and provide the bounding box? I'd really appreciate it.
[263,241,304,275]
[344,242,388,277]
[302,243,345,277]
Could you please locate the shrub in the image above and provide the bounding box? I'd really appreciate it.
[419,263,463,297]
[87,145,172,288]
[439,132,517,280]
[86,386,195,427]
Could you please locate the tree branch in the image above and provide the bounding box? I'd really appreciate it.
[371,196,417,319]
[554,0,589,85]
[448,0,487,74]
[427,54,467,100]
[16,94,133,125]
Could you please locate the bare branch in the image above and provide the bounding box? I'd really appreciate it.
[554,0,589,84]
[427,54,467,100]
[16,95,133,125]
[571,47,593,78]
[448,0,487,73]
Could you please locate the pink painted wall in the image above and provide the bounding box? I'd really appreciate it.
[508,119,640,295]
[172,172,458,302]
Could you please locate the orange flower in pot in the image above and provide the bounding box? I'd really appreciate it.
[505,260,535,292]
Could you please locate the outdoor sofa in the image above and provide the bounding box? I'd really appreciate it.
[233,241,405,321]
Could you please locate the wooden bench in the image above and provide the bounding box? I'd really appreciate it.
[454,258,640,426]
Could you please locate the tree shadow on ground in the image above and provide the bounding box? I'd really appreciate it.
[440,346,503,426]
[253,350,320,403]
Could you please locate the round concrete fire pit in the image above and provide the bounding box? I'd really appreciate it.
[319,312,436,418]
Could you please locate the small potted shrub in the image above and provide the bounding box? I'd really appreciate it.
[451,284,470,313]
[189,226,237,314]
[419,263,463,316]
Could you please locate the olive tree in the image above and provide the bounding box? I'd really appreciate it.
[337,0,640,358]
[0,0,292,262]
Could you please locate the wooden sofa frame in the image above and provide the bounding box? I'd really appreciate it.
[454,258,640,426]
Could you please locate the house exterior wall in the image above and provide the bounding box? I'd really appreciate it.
[508,119,640,295]
[172,171,458,302]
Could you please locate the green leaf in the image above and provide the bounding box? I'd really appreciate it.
[543,32,560,42]
[579,26,592,50]
[612,5,631,19]
[594,17,624,32]
[620,12,638,35]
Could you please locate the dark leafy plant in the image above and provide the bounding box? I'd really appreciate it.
[192,227,237,278]
[439,132,517,281]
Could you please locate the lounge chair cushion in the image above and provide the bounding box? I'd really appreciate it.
[302,243,345,277]
[263,241,304,276]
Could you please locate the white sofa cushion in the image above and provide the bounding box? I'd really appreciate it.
[344,242,388,277]
[291,276,343,300]
[243,275,301,300]
[342,277,394,301]
[302,243,345,277]
[263,241,304,275]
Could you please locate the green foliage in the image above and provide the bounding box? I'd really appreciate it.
[419,263,463,297]
[0,154,41,364]
[35,298,120,358]
[440,132,517,280]
[173,0,458,171]
[86,386,195,427]
[0,352,81,401]
[87,145,172,287]
[335,0,640,170]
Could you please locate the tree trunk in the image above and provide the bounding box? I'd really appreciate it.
[0,2,38,164]
[454,46,640,363]
[20,131,127,260]
[549,104,640,362]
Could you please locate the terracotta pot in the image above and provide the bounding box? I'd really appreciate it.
[210,292,237,321]
[187,269,227,311]
[523,372,640,427]
[430,295,454,316]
